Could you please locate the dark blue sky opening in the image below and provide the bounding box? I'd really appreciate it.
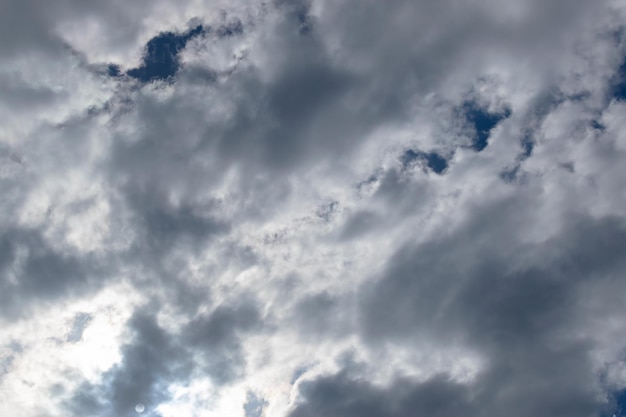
[463,102,511,152]
[600,388,626,417]
[107,64,120,77]
[401,149,448,174]
[127,25,204,83]
[613,57,626,100]
[591,119,606,131]
[296,7,313,35]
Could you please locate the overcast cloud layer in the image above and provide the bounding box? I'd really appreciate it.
[2,1,626,416]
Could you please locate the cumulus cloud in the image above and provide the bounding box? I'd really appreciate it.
[1,0,626,416]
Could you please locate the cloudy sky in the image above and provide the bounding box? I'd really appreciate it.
[2,1,626,416]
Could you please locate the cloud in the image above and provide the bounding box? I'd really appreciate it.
[65,298,262,416]
[289,370,476,417]
[1,0,626,416]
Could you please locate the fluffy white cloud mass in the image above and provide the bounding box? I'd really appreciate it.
[2,1,626,416]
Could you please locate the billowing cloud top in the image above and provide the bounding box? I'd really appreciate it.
[2,1,626,416]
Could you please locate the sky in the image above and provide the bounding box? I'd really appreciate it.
[1,1,626,416]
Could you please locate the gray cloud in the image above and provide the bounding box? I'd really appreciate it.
[287,213,619,417]
[0,227,113,319]
[2,0,626,416]
[244,391,269,417]
[65,298,263,416]
[66,312,93,343]
[289,355,600,417]
[182,298,263,384]
[290,371,476,417]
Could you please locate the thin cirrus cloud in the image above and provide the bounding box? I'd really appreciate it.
[1,0,626,417]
